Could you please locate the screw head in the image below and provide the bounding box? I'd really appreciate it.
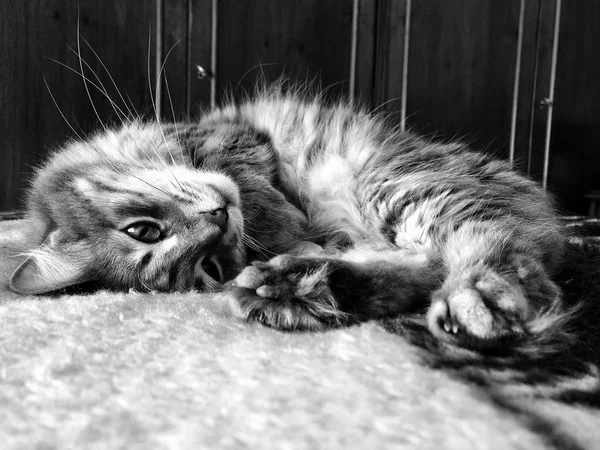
[196,65,209,80]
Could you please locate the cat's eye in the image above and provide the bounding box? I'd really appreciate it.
[123,223,163,243]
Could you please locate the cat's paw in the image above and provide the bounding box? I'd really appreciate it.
[427,264,533,348]
[226,255,349,331]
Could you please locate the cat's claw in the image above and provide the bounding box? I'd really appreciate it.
[443,321,452,333]
[442,321,459,334]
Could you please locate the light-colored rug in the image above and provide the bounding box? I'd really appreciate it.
[0,219,598,449]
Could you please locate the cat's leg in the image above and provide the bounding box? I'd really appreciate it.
[227,248,442,330]
[428,221,562,348]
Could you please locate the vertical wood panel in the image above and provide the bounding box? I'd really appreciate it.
[400,0,522,156]
[162,0,212,121]
[511,0,544,174]
[545,0,600,213]
[354,0,376,103]
[0,0,156,212]
[524,0,558,181]
[217,0,354,101]
[373,0,408,114]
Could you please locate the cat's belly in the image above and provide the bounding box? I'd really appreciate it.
[281,152,439,254]
[301,154,373,242]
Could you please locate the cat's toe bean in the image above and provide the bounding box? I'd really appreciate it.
[447,289,495,338]
[255,285,273,297]
[231,264,270,290]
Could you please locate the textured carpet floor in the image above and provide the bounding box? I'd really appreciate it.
[0,219,598,449]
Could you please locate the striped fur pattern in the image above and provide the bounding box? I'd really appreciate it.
[9,86,599,412]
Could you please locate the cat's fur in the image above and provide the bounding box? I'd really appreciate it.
[8,86,578,356]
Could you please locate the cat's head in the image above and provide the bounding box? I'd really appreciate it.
[9,123,246,294]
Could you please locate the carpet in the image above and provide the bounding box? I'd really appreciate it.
[1,218,599,449]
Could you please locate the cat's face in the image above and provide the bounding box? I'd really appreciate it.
[9,124,247,294]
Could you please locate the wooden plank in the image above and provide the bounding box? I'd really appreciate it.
[400,0,522,156]
[0,0,156,211]
[188,0,214,116]
[354,0,377,104]
[217,0,354,101]
[372,0,408,115]
[161,0,188,121]
[544,0,600,213]
[524,0,558,180]
[162,0,212,121]
[510,0,543,174]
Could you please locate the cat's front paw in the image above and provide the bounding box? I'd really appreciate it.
[227,255,350,331]
[427,264,532,349]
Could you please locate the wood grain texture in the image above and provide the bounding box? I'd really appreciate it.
[354,0,376,104]
[510,0,543,174]
[187,0,214,116]
[524,0,558,181]
[161,0,212,121]
[401,0,522,157]
[2,0,599,214]
[0,0,156,211]
[217,0,354,101]
[545,0,600,213]
[372,0,407,114]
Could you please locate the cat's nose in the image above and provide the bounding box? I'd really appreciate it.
[206,207,228,231]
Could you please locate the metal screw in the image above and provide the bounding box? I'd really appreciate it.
[196,65,210,80]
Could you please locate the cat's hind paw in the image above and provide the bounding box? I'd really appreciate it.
[226,255,350,331]
[427,265,530,349]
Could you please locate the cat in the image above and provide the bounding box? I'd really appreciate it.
[8,84,572,354]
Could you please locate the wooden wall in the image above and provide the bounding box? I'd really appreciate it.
[1,0,599,214]
[1,0,157,211]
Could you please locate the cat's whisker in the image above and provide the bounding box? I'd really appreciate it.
[41,74,84,141]
[65,46,132,125]
[71,46,171,174]
[235,62,279,100]
[242,233,276,255]
[242,234,268,250]
[154,37,189,174]
[47,65,158,175]
[76,17,108,134]
[128,173,175,198]
[44,57,131,127]
[241,235,274,259]
[142,30,188,189]
[240,209,261,221]
[162,82,191,172]
[147,29,160,125]
[79,37,138,121]
[45,59,163,176]
[371,96,402,115]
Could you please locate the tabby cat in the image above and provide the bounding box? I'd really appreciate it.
[9,76,600,449]
[9,85,572,353]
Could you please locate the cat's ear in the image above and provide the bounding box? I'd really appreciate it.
[9,230,91,295]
